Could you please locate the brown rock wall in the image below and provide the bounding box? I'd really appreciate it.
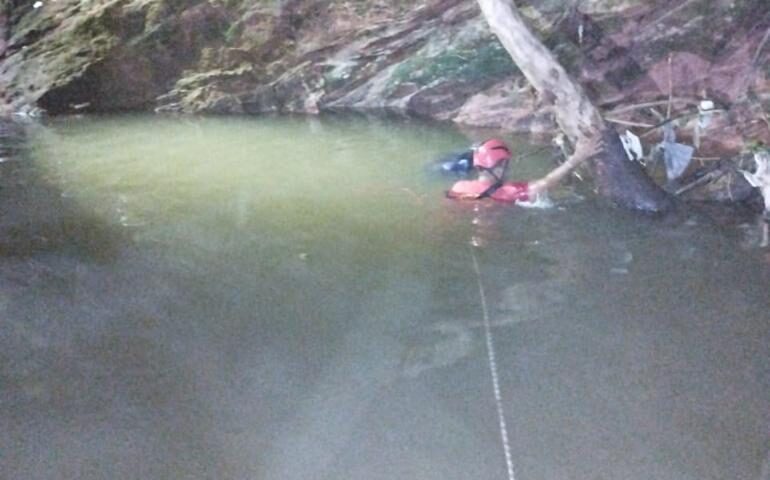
[0,0,768,158]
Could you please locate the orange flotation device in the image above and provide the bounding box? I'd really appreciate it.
[445,138,529,202]
[447,180,530,202]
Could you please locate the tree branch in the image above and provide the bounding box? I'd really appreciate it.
[476,0,673,211]
[476,0,604,144]
[528,137,599,195]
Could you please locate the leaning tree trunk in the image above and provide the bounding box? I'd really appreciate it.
[0,2,8,58]
[476,0,673,212]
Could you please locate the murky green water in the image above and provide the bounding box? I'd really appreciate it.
[1,114,768,480]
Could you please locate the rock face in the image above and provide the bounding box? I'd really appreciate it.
[0,0,769,149]
[0,0,230,113]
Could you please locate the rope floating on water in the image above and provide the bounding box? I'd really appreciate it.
[469,244,517,480]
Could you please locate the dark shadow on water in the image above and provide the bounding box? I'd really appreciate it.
[0,119,228,479]
[0,123,130,263]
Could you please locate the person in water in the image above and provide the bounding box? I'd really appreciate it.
[443,138,530,202]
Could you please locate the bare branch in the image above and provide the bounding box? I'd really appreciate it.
[528,137,600,195]
[604,117,655,128]
[752,26,770,66]
[475,0,672,211]
[606,99,697,115]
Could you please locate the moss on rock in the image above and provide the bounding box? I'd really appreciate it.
[391,40,517,88]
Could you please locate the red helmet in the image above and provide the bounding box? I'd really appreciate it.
[473,138,511,169]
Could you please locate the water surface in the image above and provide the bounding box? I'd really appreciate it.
[1,114,768,480]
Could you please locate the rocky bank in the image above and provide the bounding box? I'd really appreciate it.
[1,0,769,201]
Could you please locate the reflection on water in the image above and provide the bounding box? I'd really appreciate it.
[0,114,768,480]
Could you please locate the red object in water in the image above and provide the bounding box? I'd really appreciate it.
[447,180,530,202]
[473,138,512,169]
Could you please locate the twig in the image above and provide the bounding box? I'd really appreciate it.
[752,26,770,66]
[606,99,695,115]
[640,108,726,137]
[604,117,655,128]
[648,107,665,122]
[758,105,770,134]
[644,0,698,34]
[674,169,723,196]
[666,54,674,119]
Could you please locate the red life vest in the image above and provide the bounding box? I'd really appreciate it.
[447,180,530,202]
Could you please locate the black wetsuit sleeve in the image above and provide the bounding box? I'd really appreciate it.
[457,149,473,163]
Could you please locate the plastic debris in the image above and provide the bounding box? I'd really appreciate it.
[659,123,694,182]
[620,130,643,162]
[740,151,770,213]
[698,100,716,129]
[694,99,716,149]
[664,143,695,181]
[33,1,43,8]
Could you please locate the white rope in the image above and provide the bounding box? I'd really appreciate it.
[470,244,517,480]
